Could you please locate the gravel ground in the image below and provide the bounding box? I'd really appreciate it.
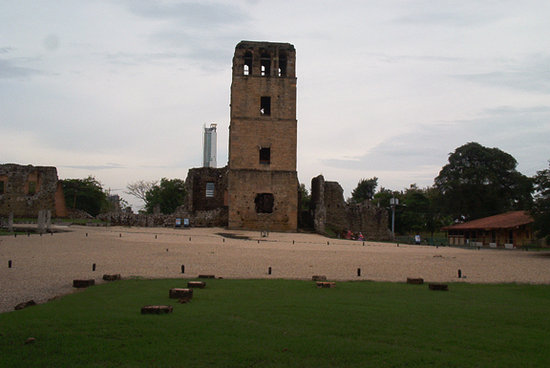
[1,225,550,313]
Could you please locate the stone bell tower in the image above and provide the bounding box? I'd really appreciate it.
[227,41,298,231]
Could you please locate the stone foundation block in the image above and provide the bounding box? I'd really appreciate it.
[312,275,327,281]
[169,288,193,302]
[14,300,37,310]
[316,281,336,288]
[188,281,206,289]
[141,305,173,314]
[407,278,424,285]
[198,274,215,279]
[103,274,122,281]
[73,279,95,288]
[428,283,449,291]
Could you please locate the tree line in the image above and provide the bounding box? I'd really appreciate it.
[346,142,548,242]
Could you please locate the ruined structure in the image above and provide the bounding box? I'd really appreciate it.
[227,41,298,231]
[0,163,67,218]
[311,175,390,240]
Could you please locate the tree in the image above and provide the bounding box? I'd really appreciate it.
[125,180,158,208]
[531,162,550,242]
[144,178,186,214]
[434,142,532,221]
[351,177,378,203]
[61,176,108,217]
[298,183,311,212]
[298,183,313,229]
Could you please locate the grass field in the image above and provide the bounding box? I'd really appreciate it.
[1,279,549,367]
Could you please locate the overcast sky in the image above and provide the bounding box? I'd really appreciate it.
[2,0,549,210]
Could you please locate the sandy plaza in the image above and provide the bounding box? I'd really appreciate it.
[1,225,550,313]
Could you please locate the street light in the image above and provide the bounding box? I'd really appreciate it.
[390,197,399,239]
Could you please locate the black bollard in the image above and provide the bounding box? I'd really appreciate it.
[363,241,365,246]
[92,263,96,271]
[40,233,42,237]
[189,237,191,241]
[86,233,88,237]
[458,269,462,278]
[181,265,185,274]
[8,260,12,268]
[327,241,330,245]
[357,268,361,277]
[27,232,30,237]
[258,240,260,244]
[223,238,225,243]
[293,240,295,245]
[14,233,16,238]
[268,267,272,275]
[155,235,157,239]
[119,233,122,238]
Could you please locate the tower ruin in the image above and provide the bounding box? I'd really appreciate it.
[227,41,298,231]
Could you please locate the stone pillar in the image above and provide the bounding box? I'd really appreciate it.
[46,210,51,232]
[8,212,13,233]
[37,210,45,234]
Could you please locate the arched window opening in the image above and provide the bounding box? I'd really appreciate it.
[243,51,252,75]
[255,193,274,213]
[278,53,287,77]
[260,52,270,76]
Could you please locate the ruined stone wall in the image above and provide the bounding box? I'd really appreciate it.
[98,207,228,228]
[185,167,228,212]
[227,41,298,231]
[347,201,390,240]
[0,164,65,217]
[310,175,390,240]
[310,175,326,233]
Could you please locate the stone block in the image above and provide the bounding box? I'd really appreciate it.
[188,281,206,289]
[169,288,193,302]
[73,279,95,288]
[14,300,37,310]
[103,274,122,281]
[428,283,448,291]
[407,278,424,285]
[316,281,336,288]
[312,275,327,281]
[198,274,216,279]
[141,305,173,314]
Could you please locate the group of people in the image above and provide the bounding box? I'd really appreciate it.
[342,230,365,241]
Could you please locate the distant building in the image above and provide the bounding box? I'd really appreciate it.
[441,211,534,248]
[203,123,217,168]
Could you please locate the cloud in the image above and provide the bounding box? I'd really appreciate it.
[455,54,550,94]
[0,47,15,54]
[0,58,44,79]
[60,163,126,171]
[124,1,249,28]
[393,5,507,27]
[323,105,550,178]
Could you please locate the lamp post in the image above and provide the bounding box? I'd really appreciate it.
[390,197,399,239]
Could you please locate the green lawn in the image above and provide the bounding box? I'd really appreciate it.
[1,279,549,367]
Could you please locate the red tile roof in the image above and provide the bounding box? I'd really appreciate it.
[441,211,534,231]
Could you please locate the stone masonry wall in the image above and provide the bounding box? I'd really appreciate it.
[185,167,228,212]
[310,175,390,240]
[0,163,64,217]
